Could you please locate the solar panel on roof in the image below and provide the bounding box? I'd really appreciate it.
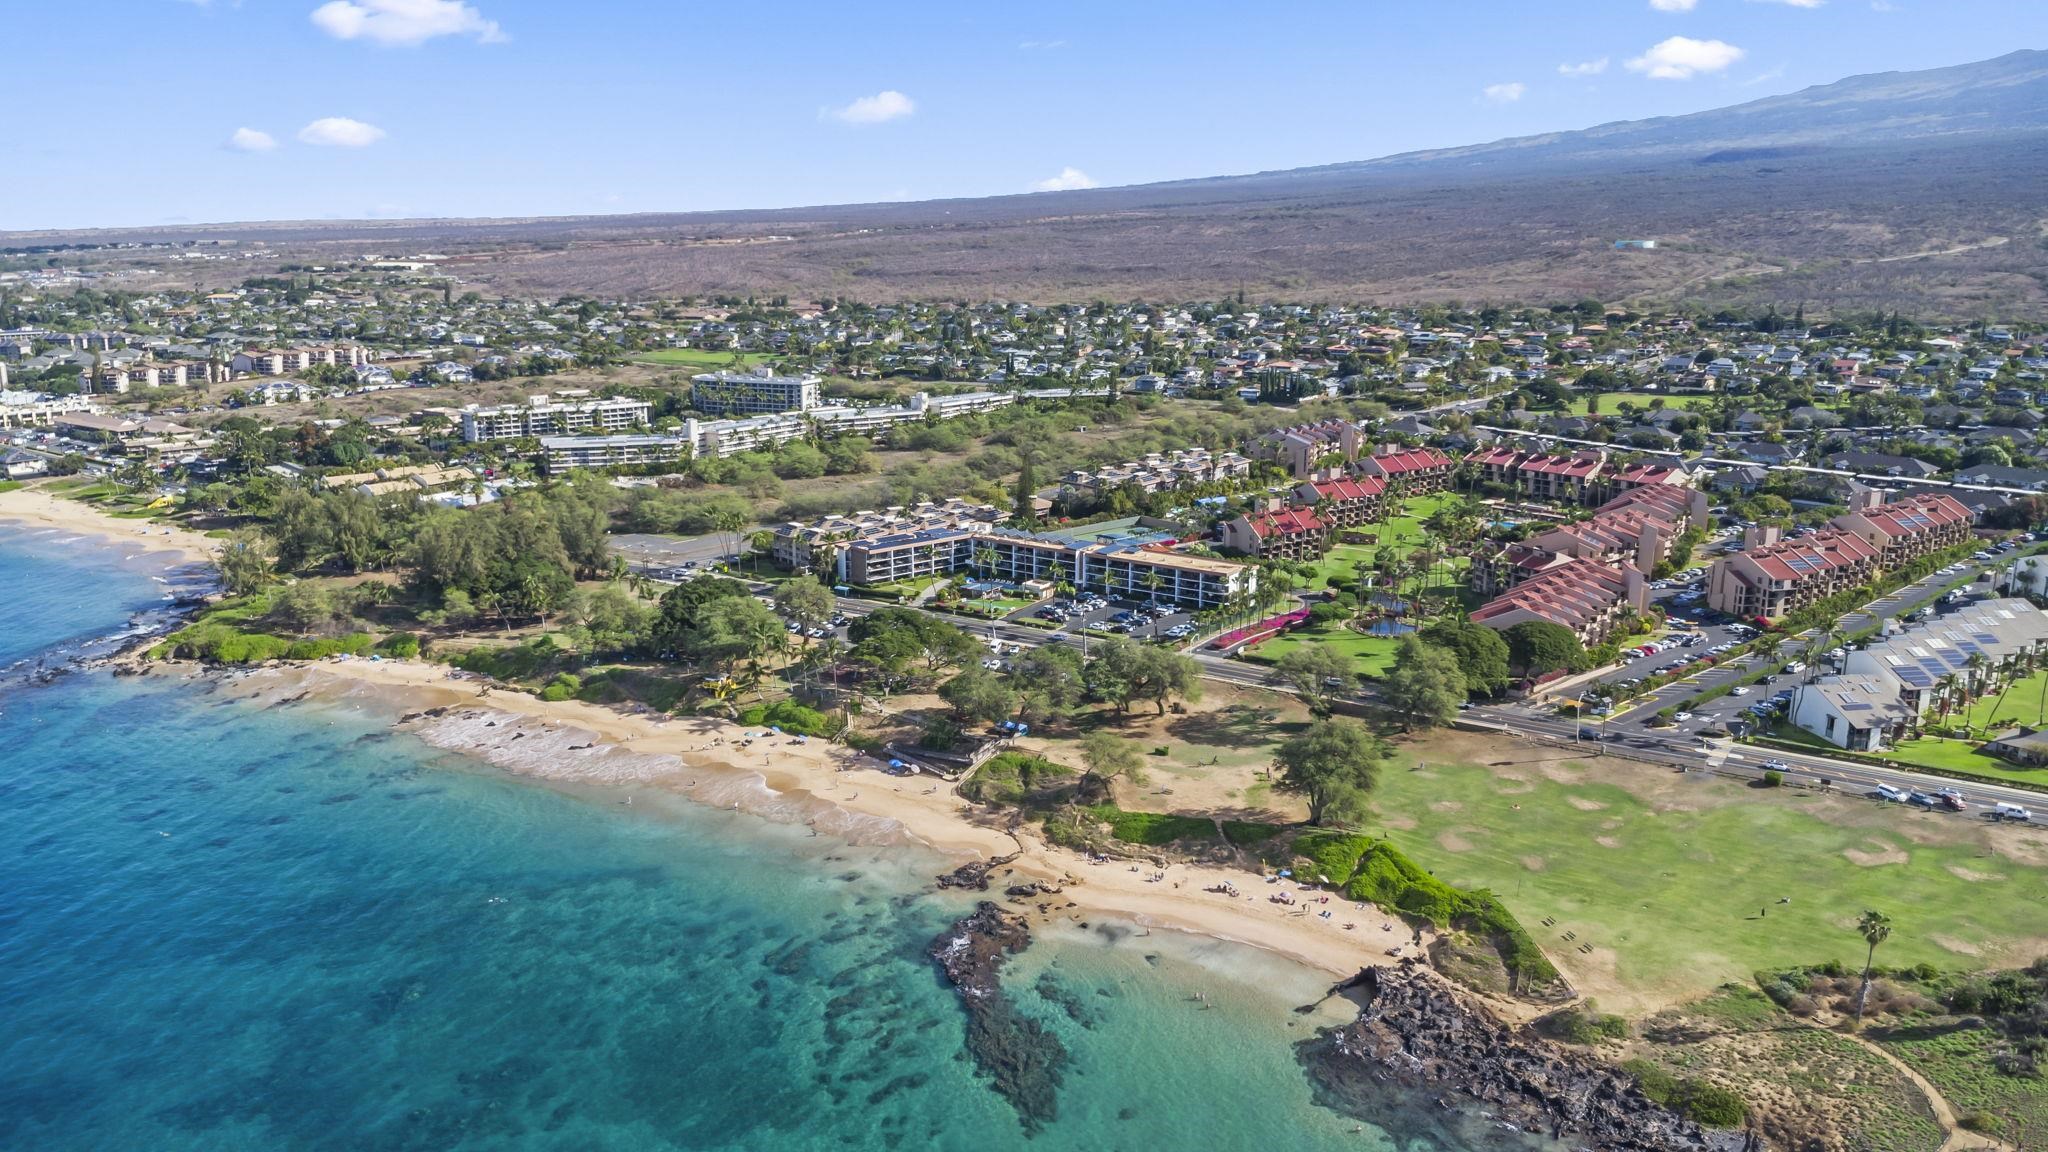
[1843,702,1873,712]
[1897,669,1934,687]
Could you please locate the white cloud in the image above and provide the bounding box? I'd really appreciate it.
[1558,57,1609,78]
[1648,0,1698,10]
[1481,82,1526,104]
[227,127,278,152]
[310,0,503,47]
[822,90,916,125]
[1031,167,1098,192]
[1626,36,1745,80]
[298,117,387,147]
[1019,39,1067,50]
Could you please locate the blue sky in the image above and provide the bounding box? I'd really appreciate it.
[5,0,2045,230]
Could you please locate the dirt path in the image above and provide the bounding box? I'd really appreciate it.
[1855,237,2010,264]
[1822,1023,2012,1152]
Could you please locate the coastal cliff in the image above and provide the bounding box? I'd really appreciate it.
[1300,963,1759,1152]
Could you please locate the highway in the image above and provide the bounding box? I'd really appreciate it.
[1460,704,2045,816]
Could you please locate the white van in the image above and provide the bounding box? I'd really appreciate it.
[1994,802,2035,822]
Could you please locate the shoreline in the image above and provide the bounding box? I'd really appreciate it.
[204,654,1432,983]
[0,485,222,570]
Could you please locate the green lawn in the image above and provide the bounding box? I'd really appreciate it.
[1871,736,2048,787]
[1250,622,1404,677]
[1367,741,2048,1009]
[1562,392,1717,416]
[1308,493,1464,589]
[1950,667,2048,732]
[633,348,771,370]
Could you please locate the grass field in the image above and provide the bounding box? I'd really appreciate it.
[1562,392,1717,416]
[1250,622,1404,677]
[633,348,770,370]
[1369,732,2048,1011]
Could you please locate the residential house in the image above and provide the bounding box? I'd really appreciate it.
[1219,507,1329,561]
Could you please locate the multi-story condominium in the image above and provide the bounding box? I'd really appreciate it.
[93,360,223,394]
[1705,526,1882,621]
[460,395,653,441]
[0,390,97,429]
[1830,492,1975,568]
[1793,598,2048,749]
[540,435,686,474]
[1466,447,1607,503]
[834,526,1256,610]
[689,370,821,415]
[1705,492,1974,621]
[1604,460,1693,498]
[690,413,808,458]
[1251,418,1359,479]
[1469,555,1649,647]
[1523,483,1708,574]
[1290,475,1388,528]
[771,499,1006,572]
[1062,449,1253,499]
[1218,507,1328,561]
[231,345,371,375]
[1354,446,1454,493]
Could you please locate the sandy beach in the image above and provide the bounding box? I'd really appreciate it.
[216,655,1422,981]
[0,486,220,569]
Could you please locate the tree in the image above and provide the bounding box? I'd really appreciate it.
[1853,911,1893,1028]
[1010,644,1087,723]
[1273,719,1385,827]
[567,583,652,655]
[213,530,275,596]
[1275,645,1354,715]
[1078,730,1146,800]
[1086,637,1203,715]
[1420,619,1511,697]
[939,666,1016,725]
[1503,619,1584,679]
[689,595,783,671]
[1012,447,1038,527]
[1379,634,1467,731]
[773,575,836,634]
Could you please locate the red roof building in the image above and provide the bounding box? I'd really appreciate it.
[1356,446,1453,493]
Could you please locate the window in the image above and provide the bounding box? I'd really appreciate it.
[1824,716,1836,737]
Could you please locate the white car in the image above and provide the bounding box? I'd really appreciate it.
[1674,711,1693,722]
[1731,687,1751,696]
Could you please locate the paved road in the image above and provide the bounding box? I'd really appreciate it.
[1461,704,2046,816]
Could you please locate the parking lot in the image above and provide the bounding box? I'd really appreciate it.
[1019,595,1197,643]
[1572,532,2023,729]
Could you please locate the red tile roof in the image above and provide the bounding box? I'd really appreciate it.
[1360,446,1451,476]
[1304,476,1387,503]
[1249,508,1326,539]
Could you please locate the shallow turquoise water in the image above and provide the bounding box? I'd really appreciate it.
[0,534,1469,1151]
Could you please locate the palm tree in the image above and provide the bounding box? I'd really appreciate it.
[1852,910,1893,1027]
[1935,673,1960,728]
[1141,569,1166,606]
[974,545,999,582]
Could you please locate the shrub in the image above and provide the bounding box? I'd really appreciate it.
[1221,820,1283,846]
[734,700,837,737]
[1086,804,1216,846]
[378,631,422,659]
[1762,769,1785,788]
[960,751,1071,805]
[1623,1060,1747,1128]
[538,673,583,702]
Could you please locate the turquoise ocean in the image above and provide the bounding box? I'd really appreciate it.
[0,527,1507,1151]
